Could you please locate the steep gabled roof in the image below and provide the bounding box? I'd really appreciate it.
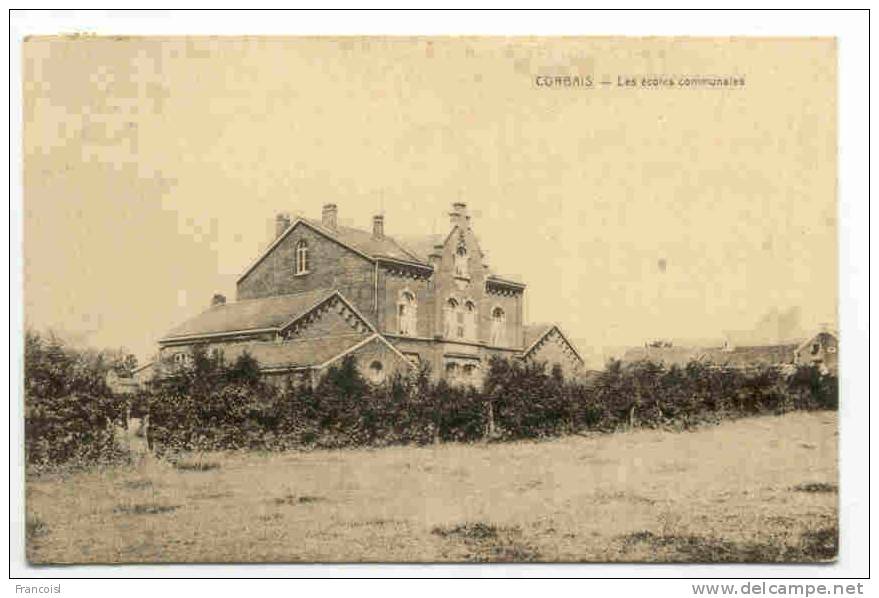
[159,288,372,342]
[238,218,431,284]
[239,214,526,289]
[522,323,584,364]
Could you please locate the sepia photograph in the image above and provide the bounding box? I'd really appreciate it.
[13,10,865,578]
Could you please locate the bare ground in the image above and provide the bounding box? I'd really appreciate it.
[25,410,838,564]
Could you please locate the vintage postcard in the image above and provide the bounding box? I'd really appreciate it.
[22,35,838,564]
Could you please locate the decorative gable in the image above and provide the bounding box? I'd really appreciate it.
[280,293,374,340]
[523,326,584,367]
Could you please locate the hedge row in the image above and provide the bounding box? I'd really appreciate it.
[146,349,837,455]
[24,330,838,466]
[147,352,487,453]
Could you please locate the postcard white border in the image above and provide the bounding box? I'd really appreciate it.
[5,6,871,586]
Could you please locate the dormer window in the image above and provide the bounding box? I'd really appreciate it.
[454,247,469,278]
[295,239,309,275]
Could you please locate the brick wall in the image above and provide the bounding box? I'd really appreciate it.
[524,328,583,378]
[377,267,433,338]
[237,223,377,321]
[346,336,414,383]
[430,224,524,349]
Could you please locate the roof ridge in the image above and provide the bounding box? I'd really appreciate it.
[305,217,431,262]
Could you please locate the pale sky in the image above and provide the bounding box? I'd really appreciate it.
[23,36,837,361]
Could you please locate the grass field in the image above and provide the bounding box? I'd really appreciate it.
[25,410,838,564]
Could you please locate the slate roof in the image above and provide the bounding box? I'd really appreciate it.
[223,335,370,369]
[621,344,798,368]
[523,323,555,350]
[161,288,336,340]
[395,234,445,263]
[714,345,798,367]
[303,219,428,265]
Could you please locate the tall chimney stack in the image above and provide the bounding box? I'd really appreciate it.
[322,203,338,230]
[372,214,385,239]
[275,212,291,238]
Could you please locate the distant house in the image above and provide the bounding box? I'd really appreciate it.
[622,328,837,374]
[622,343,798,371]
[794,330,838,374]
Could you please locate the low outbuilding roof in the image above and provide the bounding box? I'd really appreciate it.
[160,288,337,341]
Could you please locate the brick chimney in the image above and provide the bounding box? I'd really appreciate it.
[372,214,384,239]
[211,293,226,307]
[275,212,291,238]
[322,203,338,230]
[450,201,468,229]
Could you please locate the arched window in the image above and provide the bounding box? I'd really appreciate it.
[464,300,478,340]
[294,239,309,275]
[397,290,417,336]
[491,306,506,346]
[454,247,468,277]
[368,360,385,383]
[444,298,459,338]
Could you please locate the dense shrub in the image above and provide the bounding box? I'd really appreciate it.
[30,329,837,460]
[24,330,130,468]
[148,354,491,454]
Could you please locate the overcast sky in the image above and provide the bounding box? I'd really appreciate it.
[23,36,837,361]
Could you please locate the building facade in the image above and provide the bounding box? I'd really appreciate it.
[157,202,584,386]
